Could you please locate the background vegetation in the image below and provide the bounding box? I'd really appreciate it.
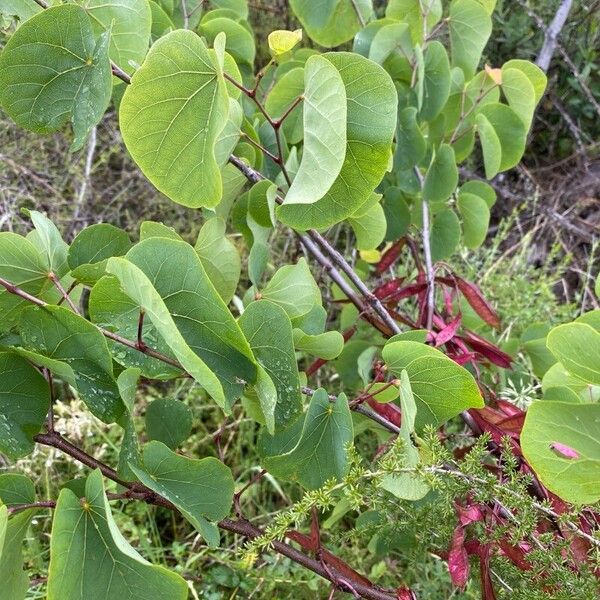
[0,0,598,598]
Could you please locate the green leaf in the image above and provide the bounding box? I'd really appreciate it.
[502,59,547,105]
[139,221,183,241]
[0,232,53,332]
[69,223,132,285]
[347,193,387,251]
[108,238,257,408]
[149,1,174,40]
[476,102,527,175]
[26,210,69,279]
[212,0,248,18]
[195,217,241,303]
[47,470,188,599]
[247,180,277,228]
[290,0,372,48]
[239,300,302,432]
[383,341,483,429]
[293,329,344,359]
[457,192,490,248]
[386,0,442,44]
[422,144,458,205]
[460,180,496,208]
[430,208,461,261]
[546,323,600,385]
[382,371,429,500]
[0,0,40,23]
[120,30,229,208]
[260,258,320,320]
[265,67,305,145]
[475,112,501,178]
[521,401,600,504]
[130,441,234,547]
[279,52,397,230]
[420,41,451,122]
[0,474,35,506]
[501,67,536,129]
[116,368,141,482]
[82,0,152,73]
[0,351,49,459]
[449,0,492,78]
[368,22,412,65]
[0,5,112,151]
[394,107,426,171]
[145,398,192,449]
[89,276,181,380]
[17,305,124,423]
[199,17,255,66]
[281,55,347,209]
[264,389,354,489]
[0,505,34,600]
[542,363,600,403]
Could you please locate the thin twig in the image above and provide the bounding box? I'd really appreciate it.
[414,167,434,329]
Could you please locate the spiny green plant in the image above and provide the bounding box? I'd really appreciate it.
[0,1,598,599]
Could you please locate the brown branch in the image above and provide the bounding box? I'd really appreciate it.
[32,432,401,600]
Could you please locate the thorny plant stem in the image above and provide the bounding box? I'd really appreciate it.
[31,431,400,600]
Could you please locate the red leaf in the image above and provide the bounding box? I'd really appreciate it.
[499,540,531,571]
[373,278,406,299]
[477,544,497,600]
[456,277,501,330]
[461,330,513,368]
[550,442,580,459]
[387,283,428,303]
[366,397,402,427]
[376,239,406,273]
[435,314,462,347]
[455,502,485,526]
[448,525,470,589]
[396,588,417,600]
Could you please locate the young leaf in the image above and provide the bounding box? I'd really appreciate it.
[382,341,484,429]
[264,388,354,490]
[347,194,387,251]
[27,210,69,278]
[281,55,347,208]
[268,29,303,57]
[47,470,189,599]
[120,30,229,208]
[292,329,344,360]
[130,441,235,547]
[239,300,302,432]
[0,351,50,459]
[521,401,600,504]
[0,5,112,150]
[449,0,492,78]
[82,0,152,73]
